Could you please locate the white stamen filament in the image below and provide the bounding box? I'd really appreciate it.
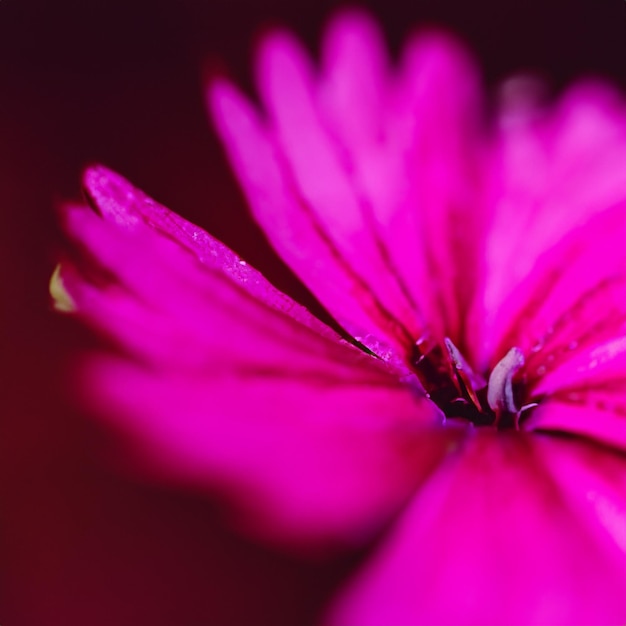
[487,347,525,417]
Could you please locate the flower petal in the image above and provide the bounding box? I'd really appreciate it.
[208,79,411,360]
[208,19,487,360]
[394,30,488,353]
[79,355,457,548]
[318,9,389,150]
[81,164,337,339]
[327,431,626,625]
[482,84,626,366]
[535,435,626,558]
[480,176,626,448]
[319,18,489,353]
[58,167,450,546]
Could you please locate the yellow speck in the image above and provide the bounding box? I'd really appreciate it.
[49,264,76,313]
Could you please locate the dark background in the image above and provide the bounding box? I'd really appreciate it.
[0,1,624,624]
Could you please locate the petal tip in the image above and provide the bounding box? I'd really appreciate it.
[82,163,122,197]
[321,7,387,76]
[324,6,379,36]
[254,27,311,94]
[402,26,475,78]
[81,165,144,228]
[206,78,262,151]
[206,78,240,120]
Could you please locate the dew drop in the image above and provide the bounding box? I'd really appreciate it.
[531,339,544,353]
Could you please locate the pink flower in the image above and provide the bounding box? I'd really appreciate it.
[52,9,626,625]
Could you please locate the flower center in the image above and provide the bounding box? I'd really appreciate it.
[410,337,527,429]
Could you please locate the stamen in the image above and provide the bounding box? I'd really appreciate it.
[410,336,528,428]
[444,338,485,414]
[487,347,525,426]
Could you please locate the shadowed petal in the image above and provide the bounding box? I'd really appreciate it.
[327,432,626,625]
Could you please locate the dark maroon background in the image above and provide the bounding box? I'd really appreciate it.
[0,1,624,624]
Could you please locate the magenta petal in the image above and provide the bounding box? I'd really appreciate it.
[327,432,626,625]
[82,165,337,338]
[482,84,626,364]
[395,31,488,351]
[54,12,626,618]
[318,9,389,151]
[209,79,418,359]
[479,161,626,447]
[80,356,452,547]
[59,192,413,382]
[318,19,482,349]
[535,435,626,559]
[525,402,626,452]
[253,29,426,351]
[208,22,488,359]
[58,168,452,545]
[490,204,626,363]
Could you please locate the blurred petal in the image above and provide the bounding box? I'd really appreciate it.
[536,436,626,558]
[209,80,409,360]
[395,31,488,352]
[80,355,458,547]
[208,21,487,359]
[482,84,626,365]
[318,9,389,150]
[328,432,626,625]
